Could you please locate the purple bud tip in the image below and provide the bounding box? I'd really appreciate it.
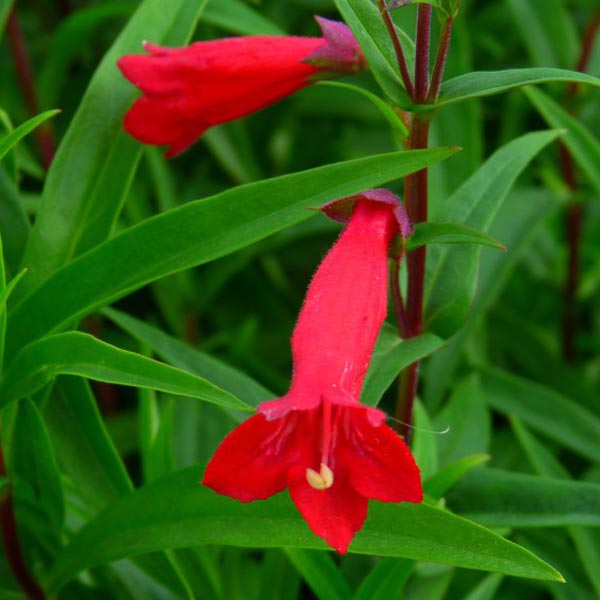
[319,188,413,239]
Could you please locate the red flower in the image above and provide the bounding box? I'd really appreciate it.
[117,17,365,157]
[202,190,422,553]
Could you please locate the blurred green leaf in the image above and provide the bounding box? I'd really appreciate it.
[46,464,563,593]
[5,398,65,560]
[18,0,207,296]
[0,1,12,44]
[7,147,457,356]
[0,166,29,278]
[448,468,600,528]
[424,455,489,499]
[524,86,600,195]
[462,573,504,600]
[104,307,273,409]
[481,367,600,462]
[407,222,506,251]
[353,557,413,600]
[0,332,250,412]
[434,375,491,466]
[437,68,600,108]
[38,4,134,106]
[319,81,409,139]
[203,0,285,35]
[362,324,445,406]
[284,549,352,600]
[0,110,60,161]
[425,130,560,337]
[505,0,578,68]
[412,401,438,480]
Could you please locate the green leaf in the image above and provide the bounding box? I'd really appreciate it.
[448,468,600,528]
[462,573,504,600]
[318,81,409,139]
[203,0,285,35]
[38,4,134,107]
[0,259,26,380]
[407,222,506,251]
[0,1,13,45]
[424,130,560,337]
[434,375,491,466]
[46,464,563,592]
[0,165,29,278]
[353,558,413,600]
[0,332,250,412]
[332,0,411,107]
[7,147,457,356]
[480,367,600,462]
[362,324,445,406]
[103,307,273,409]
[437,68,600,109]
[284,549,352,600]
[412,401,438,480]
[424,188,560,408]
[0,110,60,161]
[524,86,600,195]
[6,398,65,552]
[509,416,569,480]
[505,0,578,68]
[45,377,132,510]
[18,0,207,296]
[424,455,490,499]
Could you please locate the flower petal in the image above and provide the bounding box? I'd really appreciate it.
[202,413,306,501]
[344,408,423,503]
[287,463,368,553]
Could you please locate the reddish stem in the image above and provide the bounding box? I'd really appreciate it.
[6,7,55,168]
[560,12,600,361]
[376,0,415,98]
[427,16,454,103]
[396,115,430,438]
[0,441,46,600]
[414,4,432,102]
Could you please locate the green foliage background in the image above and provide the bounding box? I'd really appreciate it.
[0,0,599,598]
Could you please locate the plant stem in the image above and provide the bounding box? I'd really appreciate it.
[6,7,55,169]
[414,4,432,102]
[427,16,454,103]
[376,0,415,98]
[394,4,434,439]
[560,11,600,361]
[0,440,46,600]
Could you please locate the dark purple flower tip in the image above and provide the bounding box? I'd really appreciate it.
[319,188,413,240]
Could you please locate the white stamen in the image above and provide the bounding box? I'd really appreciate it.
[306,463,334,490]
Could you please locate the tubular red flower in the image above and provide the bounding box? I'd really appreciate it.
[203,190,422,554]
[117,17,365,157]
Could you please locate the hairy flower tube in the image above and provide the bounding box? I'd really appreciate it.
[203,190,423,553]
[117,17,365,157]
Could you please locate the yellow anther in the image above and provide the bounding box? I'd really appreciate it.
[306,463,334,490]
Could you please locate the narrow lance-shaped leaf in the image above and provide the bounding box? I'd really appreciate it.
[524,86,600,196]
[0,110,60,161]
[362,324,445,407]
[0,332,251,412]
[424,130,560,337]
[7,147,457,356]
[18,0,208,296]
[45,464,563,593]
[436,68,600,109]
[447,468,600,528]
